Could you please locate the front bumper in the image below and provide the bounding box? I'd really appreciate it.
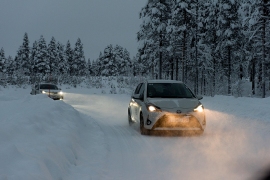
[44,92,63,100]
[144,111,205,131]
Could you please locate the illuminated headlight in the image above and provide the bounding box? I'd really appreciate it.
[194,105,204,112]
[58,91,63,95]
[42,90,46,94]
[147,104,162,112]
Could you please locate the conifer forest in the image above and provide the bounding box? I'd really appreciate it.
[0,0,269,98]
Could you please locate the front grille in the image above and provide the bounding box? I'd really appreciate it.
[47,92,57,94]
[152,114,202,130]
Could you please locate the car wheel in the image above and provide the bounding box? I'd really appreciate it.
[140,113,148,135]
[128,108,133,125]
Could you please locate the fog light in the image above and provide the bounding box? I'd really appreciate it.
[147,119,152,125]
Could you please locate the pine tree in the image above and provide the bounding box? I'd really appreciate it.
[137,3,155,77]
[65,40,73,76]
[91,58,100,76]
[0,48,6,86]
[73,38,86,76]
[22,33,30,75]
[100,44,114,76]
[30,41,38,83]
[47,37,58,82]
[241,0,270,97]
[260,0,270,98]
[0,48,6,75]
[169,0,191,82]
[86,58,91,76]
[217,0,241,95]
[123,48,132,76]
[35,35,48,79]
[57,42,67,80]
[15,33,30,77]
[138,0,170,79]
[6,56,14,82]
[200,0,221,96]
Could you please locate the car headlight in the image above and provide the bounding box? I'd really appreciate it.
[147,104,162,112]
[58,91,63,95]
[42,90,46,94]
[194,104,204,112]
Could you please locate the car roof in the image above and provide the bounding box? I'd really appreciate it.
[146,79,184,84]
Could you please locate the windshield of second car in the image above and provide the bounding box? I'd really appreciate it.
[147,83,194,98]
[39,84,58,90]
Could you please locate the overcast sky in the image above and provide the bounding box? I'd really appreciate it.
[0,0,147,61]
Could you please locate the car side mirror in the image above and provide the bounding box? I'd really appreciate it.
[197,95,203,100]
[132,93,144,101]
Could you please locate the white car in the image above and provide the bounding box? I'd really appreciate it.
[30,83,64,100]
[128,80,206,135]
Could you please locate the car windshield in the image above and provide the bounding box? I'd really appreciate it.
[147,83,195,98]
[39,84,58,90]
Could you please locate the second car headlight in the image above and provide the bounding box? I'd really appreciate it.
[58,91,63,95]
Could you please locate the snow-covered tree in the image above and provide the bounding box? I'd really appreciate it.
[35,35,49,79]
[96,44,132,76]
[216,1,241,94]
[5,56,15,81]
[99,44,114,76]
[86,58,91,76]
[138,0,170,79]
[65,40,73,76]
[57,42,67,81]
[91,57,100,76]
[0,48,5,74]
[29,41,38,83]
[73,38,86,76]
[47,37,58,80]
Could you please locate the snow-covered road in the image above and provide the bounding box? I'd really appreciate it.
[0,86,269,179]
[64,89,270,180]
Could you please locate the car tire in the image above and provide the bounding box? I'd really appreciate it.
[140,113,148,135]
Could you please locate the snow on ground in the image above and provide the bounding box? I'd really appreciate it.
[0,85,270,180]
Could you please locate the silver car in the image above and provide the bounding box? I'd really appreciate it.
[30,83,64,100]
[128,80,206,135]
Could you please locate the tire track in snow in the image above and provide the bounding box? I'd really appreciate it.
[64,92,159,179]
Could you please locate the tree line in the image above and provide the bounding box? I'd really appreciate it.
[0,33,133,86]
[137,0,270,97]
[0,0,269,98]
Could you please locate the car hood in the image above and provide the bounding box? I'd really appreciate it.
[147,98,200,110]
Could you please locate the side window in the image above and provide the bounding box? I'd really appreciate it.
[134,83,142,94]
[138,83,145,96]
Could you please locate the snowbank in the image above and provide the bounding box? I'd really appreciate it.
[0,87,105,180]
